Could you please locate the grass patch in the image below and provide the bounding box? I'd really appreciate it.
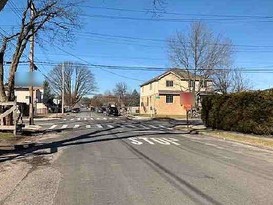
[0,132,14,140]
[200,130,273,149]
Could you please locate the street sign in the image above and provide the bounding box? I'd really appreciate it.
[155,96,160,99]
[180,92,194,111]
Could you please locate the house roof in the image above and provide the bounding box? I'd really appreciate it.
[140,68,210,87]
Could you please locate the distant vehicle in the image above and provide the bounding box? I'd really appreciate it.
[64,107,72,113]
[97,107,106,113]
[71,108,80,113]
[106,107,119,116]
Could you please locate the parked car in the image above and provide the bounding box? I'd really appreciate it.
[97,107,106,113]
[106,107,119,116]
[71,108,80,113]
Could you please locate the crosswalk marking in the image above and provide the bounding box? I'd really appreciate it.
[61,125,68,129]
[90,118,94,120]
[70,118,74,121]
[109,118,113,120]
[63,119,67,121]
[139,125,149,129]
[96,124,103,128]
[77,118,81,121]
[126,124,136,128]
[103,118,107,120]
[73,124,80,129]
[49,125,57,129]
[45,122,172,131]
[97,118,100,120]
[84,118,87,120]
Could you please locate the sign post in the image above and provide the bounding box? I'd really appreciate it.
[180,92,194,127]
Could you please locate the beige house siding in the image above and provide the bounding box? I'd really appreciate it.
[140,70,213,117]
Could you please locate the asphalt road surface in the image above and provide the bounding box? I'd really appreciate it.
[22,111,273,204]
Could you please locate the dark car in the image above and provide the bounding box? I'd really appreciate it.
[71,108,80,113]
[106,107,119,116]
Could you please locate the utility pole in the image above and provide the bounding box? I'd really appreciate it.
[29,2,35,125]
[61,63,65,114]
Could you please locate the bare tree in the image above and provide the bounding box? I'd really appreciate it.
[231,69,252,93]
[113,82,128,106]
[0,0,80,102]
[48,62,96,107]
[167,22,233,104]
[213,68,251,93]
[0,0,9,11]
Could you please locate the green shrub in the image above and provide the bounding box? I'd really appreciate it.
[201,90,273,135]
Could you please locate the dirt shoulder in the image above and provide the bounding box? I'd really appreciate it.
[175,125,273,150]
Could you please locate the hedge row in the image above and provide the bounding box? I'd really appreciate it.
[201,90,273,135]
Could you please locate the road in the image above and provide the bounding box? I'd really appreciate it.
[3,111,273,205]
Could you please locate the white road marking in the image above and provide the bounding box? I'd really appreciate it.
[63,119,67,121]
[49,125,57,129]
[107,125,114,128]
[149,125,158,129]
[97,118,100,120]
[109,118,113,120]
[103,118,107,120]
[150,138,171,145]
[90,118,94,120]
[159,125,166,128]
[128,137,143,145]
[73,124,80,129]
[84,118,87,120]
[138,137,155,145]
[128,137,180,146]
[139,125,149,129]
[61,124,68,129]
[70,118,74,121]
[96,124,103,128]
[77,118,81,121]
[86,125,91,129]
[126,124,136,128]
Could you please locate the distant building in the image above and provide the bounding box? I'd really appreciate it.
[13,86,48,115]
[139,68,213,117]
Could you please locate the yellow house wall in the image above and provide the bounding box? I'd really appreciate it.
[139,72,212,116]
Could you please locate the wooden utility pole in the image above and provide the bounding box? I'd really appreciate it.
[61,63,64,114]
[29,2,35,125]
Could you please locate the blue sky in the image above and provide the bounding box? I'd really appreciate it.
[1,0,273,94]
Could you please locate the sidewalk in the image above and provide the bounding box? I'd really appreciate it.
[22,113,65,122]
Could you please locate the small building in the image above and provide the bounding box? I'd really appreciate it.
[139,68,213,117]
[14,86,48,115]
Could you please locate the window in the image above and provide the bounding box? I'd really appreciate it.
[166,95,173,103]
[166,80,173,87]
[150,83,152,90]
[25,96,29,99]
[189,80,194,88]
[200,80,207,88]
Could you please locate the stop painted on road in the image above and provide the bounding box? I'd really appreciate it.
[128,137,180,145]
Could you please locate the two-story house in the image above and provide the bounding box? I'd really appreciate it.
[140,68,213,117]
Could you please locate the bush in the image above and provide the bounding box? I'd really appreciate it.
[201,90,273,135]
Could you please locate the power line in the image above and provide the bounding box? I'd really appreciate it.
[4,5,273,20]
[82,5,273,20]
[81,13,273,23]
[80,31,273,49]
[17,60,273,73]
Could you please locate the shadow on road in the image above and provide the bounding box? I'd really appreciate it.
[0,126,189,163]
